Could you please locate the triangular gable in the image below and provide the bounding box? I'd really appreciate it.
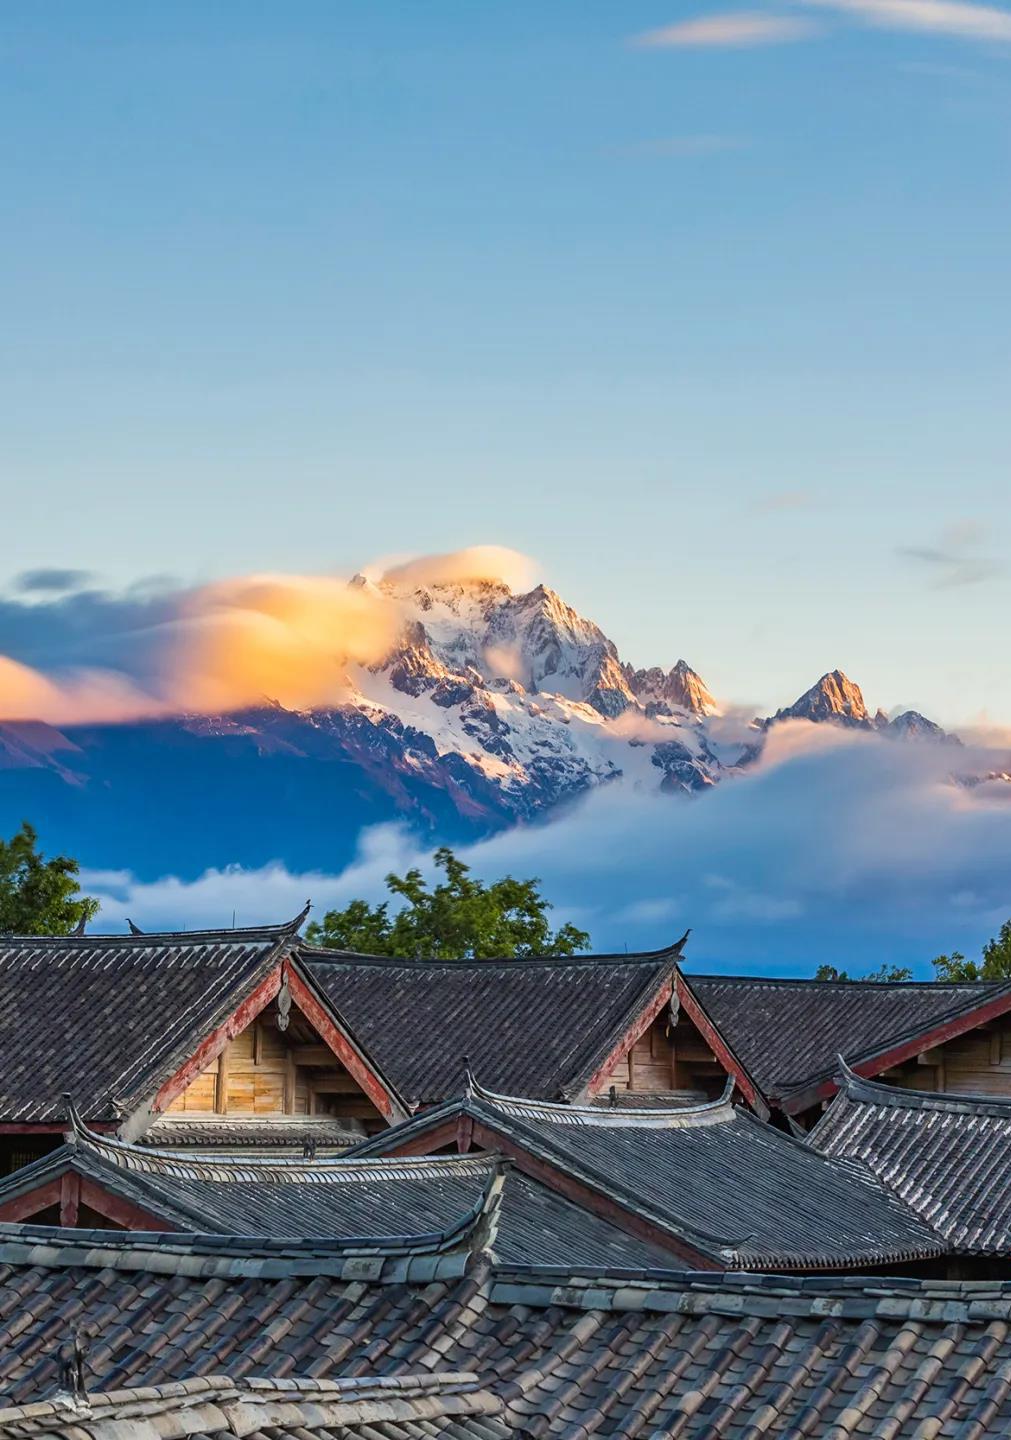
[124,956,410,1140]
[685,973,1011,1118]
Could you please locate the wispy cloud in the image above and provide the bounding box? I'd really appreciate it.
[898,520,1004,589]
[606,135,750,157]
[13,568,96,595]
[631,12,821,48]
[803,0,1011,42]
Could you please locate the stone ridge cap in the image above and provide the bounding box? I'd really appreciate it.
[0,1370,485,1427]
[488,1266,1011,1314]
[0,1225,488,1277]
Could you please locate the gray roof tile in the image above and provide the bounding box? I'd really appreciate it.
[685,972,1011,1107]
[299,945,681,1104]
[811,1066,1011,1255]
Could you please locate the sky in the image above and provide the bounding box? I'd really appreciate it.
[1,1,1009,724]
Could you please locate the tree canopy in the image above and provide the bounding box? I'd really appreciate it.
[306,846,590,959]
[934,920,1011,982]
[0,822,99,936]
[814,963,913,982]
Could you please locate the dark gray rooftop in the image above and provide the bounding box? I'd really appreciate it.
[299,942,683,1103]
[350,1081,942,1270]
[685,971,1011,1108]
[0,1120,673,1271]
[5,1231,1011,1435]
[0,918,305,1124]
[811,1065,1011,1255]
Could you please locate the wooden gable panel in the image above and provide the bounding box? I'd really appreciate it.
[166,1012,384,1129]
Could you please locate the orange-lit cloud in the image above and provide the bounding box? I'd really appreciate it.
[0,655,154,725]
[0,546,540,724]
[159,574,399,714]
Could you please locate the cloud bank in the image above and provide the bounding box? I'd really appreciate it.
[84,722,1011,975]
[804,0,1011,41]
[0,546,534,724]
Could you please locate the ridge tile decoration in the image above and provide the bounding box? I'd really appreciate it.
[0,1112,674,1270]
[347,1078,942,1271]
[0,915,410,1177]
[5,1232,1011,1435]
[811,1063,1011,1257]
[683,970,1011,1121]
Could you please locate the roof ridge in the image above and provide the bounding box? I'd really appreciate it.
[65,1105,501,1183]
[298,942,684,970]
[0,916,307,948]
[688,971,1007,991]
[470,1074,736,1127]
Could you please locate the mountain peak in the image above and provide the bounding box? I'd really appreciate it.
[772,670,871,727]
[626,658,717,717]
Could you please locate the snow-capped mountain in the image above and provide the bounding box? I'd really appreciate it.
[763,669,956,743]
[0,575,965,881]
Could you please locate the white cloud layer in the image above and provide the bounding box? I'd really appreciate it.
[83,722,1011,976]
[803,0,1011,40]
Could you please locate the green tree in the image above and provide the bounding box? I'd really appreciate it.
[814,963,913,982]
[306,846,590,959]
[0,822,99,936]
[934,920,1011,982]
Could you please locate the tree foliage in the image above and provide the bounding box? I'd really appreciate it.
[814,963,913,982]
[934,920,1011,982]
[306,846,590,959]
[0,822,99,936]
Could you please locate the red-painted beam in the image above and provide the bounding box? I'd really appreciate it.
[582,978,674,1100]
[0,1178,62,1223]
[151,965,284,1115]
[783,987,1011,1115]
[78,1177,175,1232]
[676,976,768,1119]
[285,963,401,1122]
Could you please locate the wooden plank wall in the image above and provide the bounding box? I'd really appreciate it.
[166,1017,382,1123]
[600,1011,731,1098]
[887,1015,1011,1099]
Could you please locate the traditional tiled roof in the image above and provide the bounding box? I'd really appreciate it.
[0,916,307,1125]
[0,1374,508,1440]
[5,1231,1011,1434]
[298,941,684,1104]
[0,1115,672,1270]
[349,1079,941,1270]
[811,1063,1011,1255]
[684,971,1011,1111]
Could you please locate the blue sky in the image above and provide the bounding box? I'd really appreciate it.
[1,1,1009,722]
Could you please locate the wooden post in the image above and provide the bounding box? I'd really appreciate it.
[59,1172,80,1228]
[215,1045,230,1114]
[283,1052,296,1115]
